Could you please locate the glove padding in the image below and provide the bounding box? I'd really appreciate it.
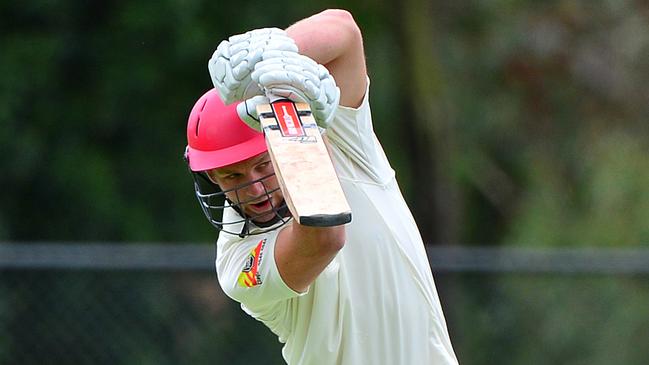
[209,28,298,104]
[251,52,340,127]
[235,95,269,131]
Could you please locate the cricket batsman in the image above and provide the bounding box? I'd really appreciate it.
[184,9,459,364]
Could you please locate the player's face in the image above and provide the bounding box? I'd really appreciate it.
[206,152,284,223]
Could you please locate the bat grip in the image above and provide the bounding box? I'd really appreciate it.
[264,91,283,103]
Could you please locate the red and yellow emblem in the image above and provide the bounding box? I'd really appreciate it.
[238,239,266,287]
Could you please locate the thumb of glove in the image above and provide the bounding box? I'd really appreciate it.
[236,95,269,131]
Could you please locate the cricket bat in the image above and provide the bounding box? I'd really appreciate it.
[257,99,352,227]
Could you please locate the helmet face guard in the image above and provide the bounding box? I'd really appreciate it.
[190,168,291,237]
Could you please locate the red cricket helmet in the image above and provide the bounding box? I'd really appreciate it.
[184,88,290,237]
[185,88,267,172]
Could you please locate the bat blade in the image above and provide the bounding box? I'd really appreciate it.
[257,99,351,227]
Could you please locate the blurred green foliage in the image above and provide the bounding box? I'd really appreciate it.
[2,270,648,365]
[2,0,648,246]
[1,271,286,364]
[444,272,649,365]
[2,0,649,364]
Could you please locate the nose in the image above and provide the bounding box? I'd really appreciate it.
[243,175,267,198]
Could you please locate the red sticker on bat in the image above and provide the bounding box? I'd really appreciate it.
[271,101,305,137]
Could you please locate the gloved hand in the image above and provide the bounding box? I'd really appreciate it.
[251,52,340,127]
[209,28,298,104]
[235,95,269,131]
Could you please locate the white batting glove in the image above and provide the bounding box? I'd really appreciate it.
[209,28,298,104]
[251,52,340,127]
[235,95,269,131]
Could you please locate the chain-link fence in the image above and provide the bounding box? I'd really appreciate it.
[2,243,649,365]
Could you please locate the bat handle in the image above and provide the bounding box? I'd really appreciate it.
[264,91,283,103]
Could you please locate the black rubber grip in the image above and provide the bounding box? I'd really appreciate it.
[299,212,352,227]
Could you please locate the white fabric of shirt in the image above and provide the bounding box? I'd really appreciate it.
[215,80,458,365]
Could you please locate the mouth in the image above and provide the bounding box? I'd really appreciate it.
[247,199,272,214]
[246,197,288,226]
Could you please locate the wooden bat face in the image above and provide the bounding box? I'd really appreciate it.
[257,100,351,227]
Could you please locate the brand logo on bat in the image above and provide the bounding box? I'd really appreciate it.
[271,101,305,137]
[289,136,317,143]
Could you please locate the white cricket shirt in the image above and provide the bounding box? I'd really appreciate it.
[215,80,458,364]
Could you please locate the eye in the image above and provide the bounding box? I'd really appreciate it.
[223,173,242,181]
[256,160,273,172]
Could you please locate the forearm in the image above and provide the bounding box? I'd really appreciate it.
[275,222,345,293]
[286,10,355,65]
[286,9,367,108]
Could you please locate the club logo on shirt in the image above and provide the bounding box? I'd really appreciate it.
[238,239,266,288]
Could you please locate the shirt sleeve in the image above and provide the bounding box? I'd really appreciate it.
[216,229,302,306]
[325,77,396,186]
[215,228,302,339]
